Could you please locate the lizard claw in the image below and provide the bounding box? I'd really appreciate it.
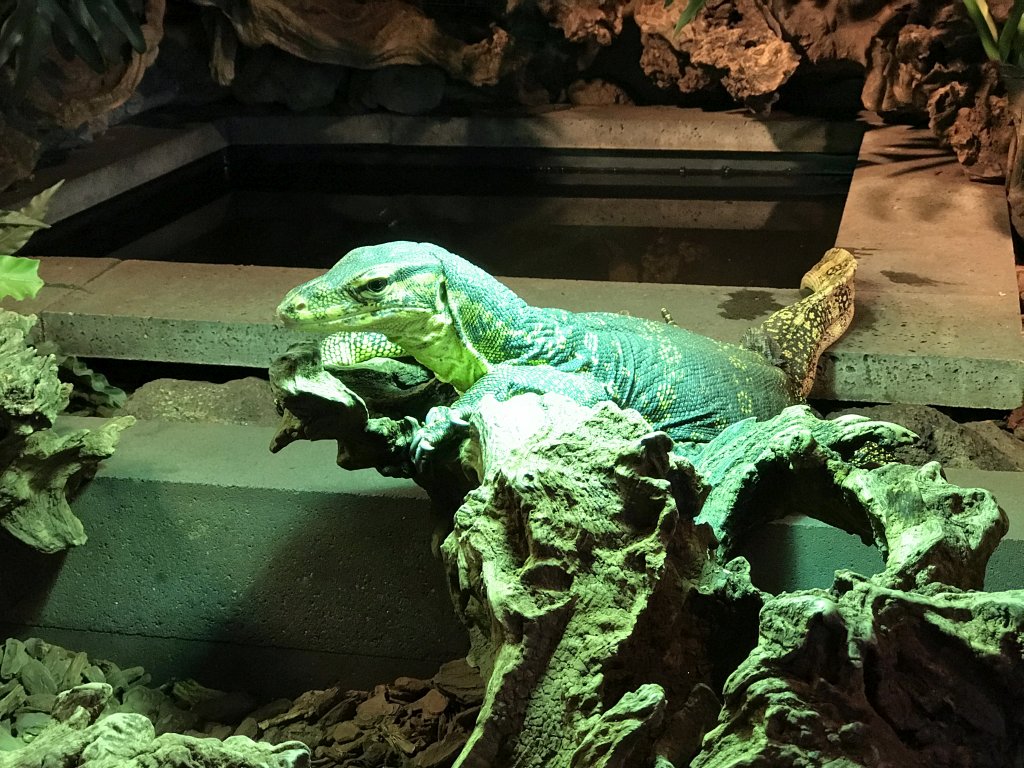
[410,406,471,469]
[412,438,435,468]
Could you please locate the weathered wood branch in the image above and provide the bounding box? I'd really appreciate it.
[0,310,134,553]
[269,347,1022,768]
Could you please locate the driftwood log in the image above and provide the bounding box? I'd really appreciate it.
[0,310,134,553]
[269,342,1023,767]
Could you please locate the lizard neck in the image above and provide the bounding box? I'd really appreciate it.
[391,311,490,393]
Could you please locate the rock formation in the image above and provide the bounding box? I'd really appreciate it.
[0,0,1017,193]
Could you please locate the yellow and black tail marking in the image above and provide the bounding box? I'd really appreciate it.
[745,247,856,399]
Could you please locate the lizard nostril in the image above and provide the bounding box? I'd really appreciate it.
[292,300,307,312]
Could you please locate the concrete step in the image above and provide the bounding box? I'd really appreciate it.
[5,252,1022,409]
[2,418,1019,698]
[0,108,865,220]
[0,418,465,699]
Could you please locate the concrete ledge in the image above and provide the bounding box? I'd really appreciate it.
[222,108,865,155]
[8,257,1023,408]
[0,418,466,698]
[0,108,863,225]
[2,420,1018,699]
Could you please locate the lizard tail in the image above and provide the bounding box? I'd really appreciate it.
[742,247,856,398]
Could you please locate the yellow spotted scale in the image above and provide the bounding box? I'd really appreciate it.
[277,241,856,456]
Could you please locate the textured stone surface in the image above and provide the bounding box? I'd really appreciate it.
[832,403,1024,471]
[635,0,801,112]
[6,710,309,767]
[445,394,732,768]
[232,47,348,111]
[124,377,279,427]
[351,65,447,115]
[535,0,628,46]
[693,576,1024,767]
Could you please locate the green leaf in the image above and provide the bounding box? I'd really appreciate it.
[59,354,128,410]
[963,0,1002,60]
[997,0,1024,59]
[0,254,44,301]
[0,210,47,227]
[1012,4,1024,61]
[12,10,48,100]
[674,0,708,32]
[49,4,105,71]
[104,0,146,52]
[18,180,63,222]
[0,179,62,253]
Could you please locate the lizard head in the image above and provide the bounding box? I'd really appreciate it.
[277,242,447,336]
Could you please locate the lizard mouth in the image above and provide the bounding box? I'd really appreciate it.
[278,306,427,332]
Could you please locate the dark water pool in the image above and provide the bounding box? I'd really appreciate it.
[25,145,855,288]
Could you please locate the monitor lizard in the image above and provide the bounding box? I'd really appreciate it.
[277,241,855,462]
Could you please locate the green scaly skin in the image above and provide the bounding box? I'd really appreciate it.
[277,241,856,461]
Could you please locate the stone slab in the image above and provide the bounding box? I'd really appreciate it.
[223,108,865,154]
[21,258,1022,408]
[830,122,1024,403]
[0,256,119,316]
[0,418,466,699]
[839,124,1018,296]
[0,124,227,223]
[0,108,860,229]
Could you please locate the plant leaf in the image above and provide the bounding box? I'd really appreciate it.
[0,215,48,254]
[59,355,129,410]
[18,179,64,222]
[1012,6,1024,61]
[0,2,28,71]
[962,0,1002,60]
[12,10,48,100]
[49,4,105,71]
[674,0,709,32]
[0,254,44,301]
[96,0,146,53]
[0,210,48,227]
[997,0,1024,59]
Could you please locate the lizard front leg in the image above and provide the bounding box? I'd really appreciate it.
[412,363,613,464]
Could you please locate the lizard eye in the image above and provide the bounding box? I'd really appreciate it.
[364,277,388,294]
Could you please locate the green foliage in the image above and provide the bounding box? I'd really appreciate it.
[665,0,708,32]
[934,0,1024,65]
[0,0,147,101]
[0,254,42,300]
[0,179,62,301]
[38,342,129,414]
